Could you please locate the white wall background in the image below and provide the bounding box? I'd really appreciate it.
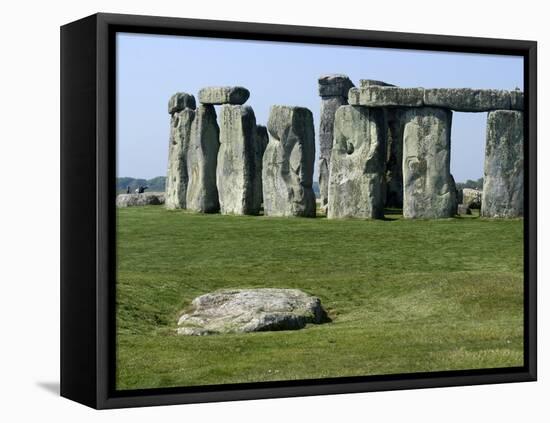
[0,0,547,421]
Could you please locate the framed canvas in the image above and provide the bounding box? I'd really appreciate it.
[60,12,537,409]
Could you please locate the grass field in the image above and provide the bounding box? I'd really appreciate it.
[116,206,524,390]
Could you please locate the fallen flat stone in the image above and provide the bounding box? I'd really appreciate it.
[481,110,524,218]
[328,105,386,219]
[176,288,329,335]
[402,107,457,218]
[198,86,250,105]
[263,105,316,217]
[116,192,165,207]
[423,88,511,112]
[318,74,355,97]
[168,92,196,114]
[348,86,424,107]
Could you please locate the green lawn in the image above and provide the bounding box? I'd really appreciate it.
[116,206,524,390]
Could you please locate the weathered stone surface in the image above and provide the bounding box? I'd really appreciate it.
[186,105,220,213]
[254,125,269,208]
[166,107,195,209]
[461,188,482,209]
[482,110,524,218]
[510,90,524,110]
[176,288,328,335]
[359,79,396,88]
[319,96,348,209]
[116,192,165,208]
[402,107,457,218]
[263,105,316,217]
[198,86,250,105]
[384,109,405,208]
[423,88,511,112]
[168,92,196,114]
[449,174,459,215]
[216,105,261,215]
[328,106,386,219]
[457,204,472,215]
[318,74,355,97]
[348,86,424,107]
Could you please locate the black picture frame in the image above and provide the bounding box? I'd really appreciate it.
[60,12,537,409]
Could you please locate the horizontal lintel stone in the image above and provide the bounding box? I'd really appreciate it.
[198,86,250,105]
[423,88,513,112]
[358,79,396,88]
[348,86,523,111]
[348,86,424,107]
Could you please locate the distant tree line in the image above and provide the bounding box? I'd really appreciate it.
[117,178,343,199]
[117,176,166,194]
[455,177,483,191]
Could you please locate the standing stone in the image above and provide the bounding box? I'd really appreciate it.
[263,105,316,217]
[481,110,524,218]
[217,105,261,215]
[186,105,220,213]
[254,125,269,210]
[327,106,386,219]
[166,93,196,209]
[384,109,405,208]
[318,74,354,209]
[402,107,457,218]
[168,92,196,114]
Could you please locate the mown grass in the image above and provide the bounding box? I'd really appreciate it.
[116,206,524,390]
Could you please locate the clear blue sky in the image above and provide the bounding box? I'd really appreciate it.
[116,33,523,183]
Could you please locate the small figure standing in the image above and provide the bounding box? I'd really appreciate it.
[135,185,148,194]
[126,186,130,194]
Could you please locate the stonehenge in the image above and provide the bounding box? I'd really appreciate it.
[322,79,524,219]
[482,110,524,218]
[254,125,269,208]
[423,88,511,112]
[186,104,221,213]
[384,109,405,208]
[177,288,328,335]
[165,92,195,209]
[349,86,424,107]
[217,104,261,215]
[198,86,250,105]
[461,188,482,209]
[163,78,524,220]
[318,75,354,209]
[263,105,316,217]
[328,105,386,219]
[402,107,457,219]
